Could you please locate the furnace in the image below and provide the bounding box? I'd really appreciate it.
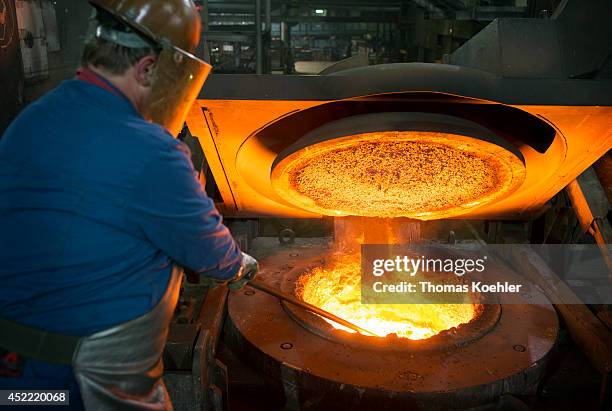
[1,0,610,410]
[271,113,526,219]
[219,216,558,409]
[165,1,612,409]
[226,237,559,410]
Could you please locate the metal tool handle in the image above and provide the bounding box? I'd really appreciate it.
[247,279,377,337]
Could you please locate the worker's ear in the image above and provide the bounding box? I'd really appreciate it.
[134,55,157,87]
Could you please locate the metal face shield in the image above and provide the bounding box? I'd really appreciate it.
[146,45,211,136]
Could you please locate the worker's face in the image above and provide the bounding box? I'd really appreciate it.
[129,55,157,118]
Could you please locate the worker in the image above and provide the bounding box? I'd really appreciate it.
[0,0,258,409]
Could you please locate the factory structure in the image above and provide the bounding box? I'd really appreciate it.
[0,1,611,410]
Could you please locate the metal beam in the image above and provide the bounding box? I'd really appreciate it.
[208,3,255,12]
[198,66,612,106]
[271,15,400,23]
[255,0,262,74]
[265,0,271,31]
[565,168,612,275]
[207,0,404,9]
[286,3,401,11]
[206,31,254,42]
[454,6,527,20]
[411,0,445,18]
[209,14,400,23]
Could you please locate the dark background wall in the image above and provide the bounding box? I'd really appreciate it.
[0,0,23,134]
[0,0,92,136]
[0,0,568,135]
[21,0,92,108]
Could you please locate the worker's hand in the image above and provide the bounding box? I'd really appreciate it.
[227,252,259,291]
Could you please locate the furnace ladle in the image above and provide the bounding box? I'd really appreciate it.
[247,280,377,337]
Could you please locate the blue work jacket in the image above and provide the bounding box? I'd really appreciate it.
[0,74,242,405]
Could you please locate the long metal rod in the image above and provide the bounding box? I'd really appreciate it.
[248,279,377,336]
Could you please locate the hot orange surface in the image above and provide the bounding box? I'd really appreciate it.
[272,131,526,220]
[297,253,477,340]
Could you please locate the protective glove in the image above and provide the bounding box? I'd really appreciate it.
[227,252,259,291]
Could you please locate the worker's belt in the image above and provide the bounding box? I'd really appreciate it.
[0,317,81,365]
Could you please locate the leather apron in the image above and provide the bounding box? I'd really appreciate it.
[72,267,182,411]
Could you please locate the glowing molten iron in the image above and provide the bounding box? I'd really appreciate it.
[272,131,525,220]
[297,254,477,340]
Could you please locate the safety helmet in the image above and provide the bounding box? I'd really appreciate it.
[88,0,211,136]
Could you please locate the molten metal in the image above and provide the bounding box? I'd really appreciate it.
[297,254,477,340]
[272,131,526,219]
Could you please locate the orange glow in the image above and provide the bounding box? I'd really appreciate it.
[271,131,526,220]
[297,253,477,340]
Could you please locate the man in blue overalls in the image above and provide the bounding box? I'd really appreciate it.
[0,0,258,409]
